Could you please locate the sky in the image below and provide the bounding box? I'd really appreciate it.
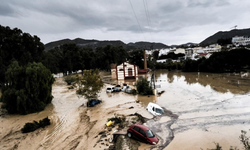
[1,0,250,45]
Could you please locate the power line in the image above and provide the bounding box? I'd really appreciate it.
[143,0,154,47]
[128,0,145,40]
[144,0,152,29]
[143,0,150,27]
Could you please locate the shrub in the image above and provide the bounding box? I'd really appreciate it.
[21,117,50,133]
[136,78,153,95]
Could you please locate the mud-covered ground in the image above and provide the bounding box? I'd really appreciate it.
[0,78,157,150]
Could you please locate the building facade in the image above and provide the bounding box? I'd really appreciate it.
[112,62,138,80]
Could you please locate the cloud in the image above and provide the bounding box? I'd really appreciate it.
[1,0,250,45]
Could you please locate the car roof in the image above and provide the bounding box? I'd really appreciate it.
[148,102,163,109]
[132,124,149,131]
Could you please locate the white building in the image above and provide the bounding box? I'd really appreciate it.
[174,48,185,54]
[232,36,250,46]
[158,48,175,56]
[111,62,138,80]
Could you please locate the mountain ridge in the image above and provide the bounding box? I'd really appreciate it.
[44,38,170,51]
[44,28,250,51]
[199,28,250,46]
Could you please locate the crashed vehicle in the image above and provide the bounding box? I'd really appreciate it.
[127,124,159,145]
[146,102,164,116]
[112,87,121,92]
[87,99,102,107]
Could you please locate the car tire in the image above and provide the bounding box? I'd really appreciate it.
[127,132,132,138]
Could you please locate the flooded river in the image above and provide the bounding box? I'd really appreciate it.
[1,70,250,150]
[137,70,250,149]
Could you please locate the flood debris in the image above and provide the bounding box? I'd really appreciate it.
[94,113,150,150]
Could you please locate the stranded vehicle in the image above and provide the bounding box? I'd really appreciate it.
[146,102,164,116]
[87,99,102,107]
[106,87,112,93]
[127,124,159,145]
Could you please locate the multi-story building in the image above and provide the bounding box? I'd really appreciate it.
[232,36,250,46]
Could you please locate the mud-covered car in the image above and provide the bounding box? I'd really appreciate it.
[87,99,102,107]
[127,124,159,145]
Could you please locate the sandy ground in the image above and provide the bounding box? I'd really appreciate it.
[0,77,156,150]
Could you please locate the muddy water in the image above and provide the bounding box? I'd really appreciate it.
[0,77,153,150]
[1,71,250,150]
[137,70,250,149]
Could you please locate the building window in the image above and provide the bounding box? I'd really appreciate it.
[119,69,124,71]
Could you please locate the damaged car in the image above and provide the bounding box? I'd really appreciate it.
[127,124,159,145]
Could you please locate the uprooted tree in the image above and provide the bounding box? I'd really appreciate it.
[0,61,55,114]
[75,69,104,100]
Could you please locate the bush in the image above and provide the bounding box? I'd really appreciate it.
[21,117,51,133]
[136,78,153,95]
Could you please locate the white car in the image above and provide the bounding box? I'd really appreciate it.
[106,87,112,93]
[146,102,164,116]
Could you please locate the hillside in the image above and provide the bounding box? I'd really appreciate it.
[200,28,250,46]
[44,38,169,51]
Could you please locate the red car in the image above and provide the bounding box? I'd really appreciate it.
[127,124,159,145]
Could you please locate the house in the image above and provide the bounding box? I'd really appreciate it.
[185,48,193,59]
[232,36,250,46]
[112,62,138,80]
[174,48,185,54]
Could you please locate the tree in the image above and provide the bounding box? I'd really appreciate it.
[129,50,144,69]
[1,61,55,114]
[0,25,44,84]
[152,51,159,60]
[76,69,104,100]
[136,77,153,95]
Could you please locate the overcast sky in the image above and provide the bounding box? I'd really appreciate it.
[1,0,250,45]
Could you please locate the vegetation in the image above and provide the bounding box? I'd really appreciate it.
[136,78,153,95]
[1,61,54,114]
[158,52,185,60]
[181,48,250,73]
[43,44,128,74]
[0,25,44,85]
[21,117,50,133]
[217,38,232,46]
[75,69,104,100]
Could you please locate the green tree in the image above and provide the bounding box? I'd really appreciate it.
[0,25,44,84]
[136,77,153,95]
[1,61,55,114]
[76,69,104,100]
[129,50,144,69]
[152,51,159,60]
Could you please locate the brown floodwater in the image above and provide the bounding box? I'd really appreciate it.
[135,70,250,149]
[1,70,250,150]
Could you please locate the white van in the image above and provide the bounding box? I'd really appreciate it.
[146,102,164,116]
